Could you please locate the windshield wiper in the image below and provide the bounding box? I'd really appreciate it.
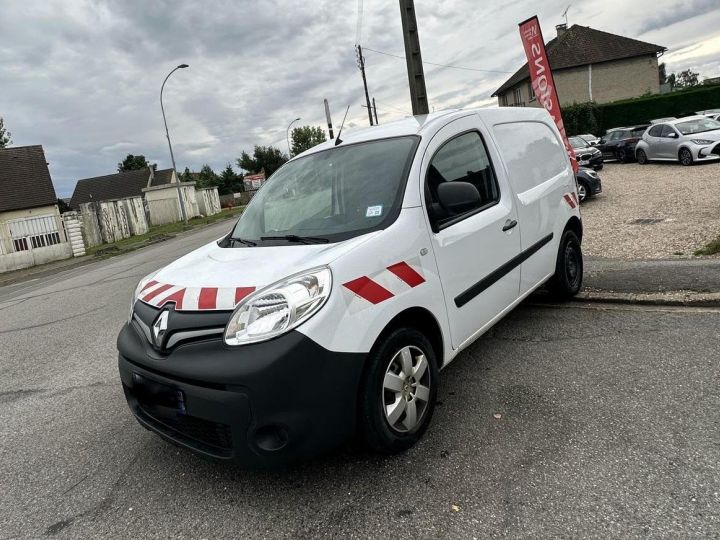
[229,236,257,246]
[260,234,330,244]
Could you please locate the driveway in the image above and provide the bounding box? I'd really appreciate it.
[1,221,719,538]
[580,161,720,259]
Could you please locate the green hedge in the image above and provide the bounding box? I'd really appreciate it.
[562,84,720,135]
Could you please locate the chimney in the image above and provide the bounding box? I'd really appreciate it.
[556,23,567,38]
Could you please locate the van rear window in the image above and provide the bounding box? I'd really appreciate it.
[493,121,569,193]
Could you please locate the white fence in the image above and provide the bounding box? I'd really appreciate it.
[197,187,221,217]
[79,196,149,247]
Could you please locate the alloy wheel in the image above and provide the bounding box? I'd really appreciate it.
[382,346,431,433]
[577,183,587,202]
[680,149,692,166]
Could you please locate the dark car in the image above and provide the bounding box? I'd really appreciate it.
[597,125,649,163]
[575,167,602,203]
[569,136,604,170]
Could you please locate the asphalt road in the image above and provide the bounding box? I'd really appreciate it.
[1,222,719,538]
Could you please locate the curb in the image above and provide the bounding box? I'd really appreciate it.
[571,290,720,308]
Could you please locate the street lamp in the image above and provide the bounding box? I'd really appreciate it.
[160,63,189,224]
[286,117,301,157]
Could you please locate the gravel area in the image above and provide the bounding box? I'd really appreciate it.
[580,161,720,259]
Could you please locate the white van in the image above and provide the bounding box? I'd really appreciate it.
[118,108,583,466]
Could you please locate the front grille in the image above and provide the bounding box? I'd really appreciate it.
[125,383,233,457]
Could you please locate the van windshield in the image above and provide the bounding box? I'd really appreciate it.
[229,136,419,245]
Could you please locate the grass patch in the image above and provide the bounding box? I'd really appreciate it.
[694,236,720,256]
[86,206,244,257]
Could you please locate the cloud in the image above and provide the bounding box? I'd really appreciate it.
[0,0,716,197]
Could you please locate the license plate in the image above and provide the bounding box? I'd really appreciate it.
[133,373,187,415]
[579,160,589,165]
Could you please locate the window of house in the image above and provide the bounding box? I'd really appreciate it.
[528,81,536,102]
[425,131,500,229]
[500,94,508,107]
[8,215,61,253]
[513,87,522,105]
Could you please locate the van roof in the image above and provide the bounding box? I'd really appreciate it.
[295,107,553,159]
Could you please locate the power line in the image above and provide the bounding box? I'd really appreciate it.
[362,46,512,74]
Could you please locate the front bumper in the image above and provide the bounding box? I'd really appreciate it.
[117,319,366,467]
[695,143,720,161]
[577,153,603,170]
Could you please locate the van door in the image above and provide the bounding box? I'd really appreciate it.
[491,121,572,295]
[421,116,521,349]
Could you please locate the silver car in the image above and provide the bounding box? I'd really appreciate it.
[635,116,720,166]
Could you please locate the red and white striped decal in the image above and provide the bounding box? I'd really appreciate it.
[563,193,577,209]
[342,260,425,307]
[139,282,255,311]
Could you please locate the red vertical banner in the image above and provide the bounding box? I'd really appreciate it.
[518,16,578,172]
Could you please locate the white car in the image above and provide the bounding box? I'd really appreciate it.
[118,108,583,466]
[635,116,720,165]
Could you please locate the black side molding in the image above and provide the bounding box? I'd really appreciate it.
[454,233,554,308]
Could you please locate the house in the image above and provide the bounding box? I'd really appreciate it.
[69,167,177,208]
[492,24,666,107]
[0,145,72,271]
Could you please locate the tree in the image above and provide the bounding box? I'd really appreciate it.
[117,154,151,172]
[0,117,11,148]
[290,125,327,156]
[180,166,193,182]
[658,63,667,85]
[675,69,700,89]
[237,145,288,177]
[218,163,244,195]
[57,198,71,213]
[196,164,219,189]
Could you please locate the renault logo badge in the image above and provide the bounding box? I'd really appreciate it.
[152,310,170,347]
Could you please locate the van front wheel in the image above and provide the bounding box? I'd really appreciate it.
[359,328,438,453]
[547,230,583,299]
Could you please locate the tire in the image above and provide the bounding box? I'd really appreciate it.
[636,149,648,165]
[359,327,439,453]
[577,181,589,203]
[679,147,693,166]
[547,230,583,300]
[615,148,627,163]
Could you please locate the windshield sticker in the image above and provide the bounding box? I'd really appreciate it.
[366,205,383,218]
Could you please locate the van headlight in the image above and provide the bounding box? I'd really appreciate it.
[224,267,332,346]
[130,270,159,320]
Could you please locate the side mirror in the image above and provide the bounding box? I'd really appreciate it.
[599,139,606,144]
[669,132,678,138]
[437,181,481,215]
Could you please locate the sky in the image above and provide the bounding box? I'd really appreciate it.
[1,0,719,198]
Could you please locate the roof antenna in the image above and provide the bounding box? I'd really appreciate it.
[335,105,351,146]
[562,4,571,26]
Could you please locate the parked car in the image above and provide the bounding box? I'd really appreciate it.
[577,133,600,146]
[597,125,649,162]
[575,168,602,203]
[118,108,584,466]
[650,117,677,124]
[635,115,720,166]
[569,136,603,170]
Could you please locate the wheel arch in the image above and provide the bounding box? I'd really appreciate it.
[564,215,583,242]
[369,306,445,367]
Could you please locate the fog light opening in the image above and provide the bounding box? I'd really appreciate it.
[254,425,289,452]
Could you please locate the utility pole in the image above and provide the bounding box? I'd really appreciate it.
[372,97,379,124]
[398,0,429,115]
[356,44,374,126]
[324,99,334,139]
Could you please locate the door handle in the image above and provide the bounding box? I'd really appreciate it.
[502,219,518,232]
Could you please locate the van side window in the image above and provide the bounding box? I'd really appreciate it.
[493,121,568,194]
[425,131,500,228]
